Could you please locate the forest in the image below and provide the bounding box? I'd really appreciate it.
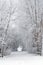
[0,0,43,57]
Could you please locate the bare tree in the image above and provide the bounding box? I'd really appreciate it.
[0,0,16,57]
[25,0,43,55]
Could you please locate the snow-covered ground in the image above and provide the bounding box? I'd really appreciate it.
[0,52,43,65]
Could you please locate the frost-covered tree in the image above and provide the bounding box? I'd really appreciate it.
[25,0,43,55]
[0,0,16,57]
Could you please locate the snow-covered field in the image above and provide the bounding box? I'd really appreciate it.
[0,52,43,65]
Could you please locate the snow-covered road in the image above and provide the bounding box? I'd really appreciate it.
[0,52,43,65]
[2,51,38,58]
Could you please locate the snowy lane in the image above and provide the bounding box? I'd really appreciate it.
[0,51,41,59]
[0,52,43,65]
[3,51,37,58]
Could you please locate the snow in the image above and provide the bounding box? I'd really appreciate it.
[0,52,43,65]
[17,46,23,51]
[0,0,43,65]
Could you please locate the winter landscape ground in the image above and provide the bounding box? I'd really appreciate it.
[0,51,43,65]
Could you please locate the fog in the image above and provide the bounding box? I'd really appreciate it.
[0,0,43,56]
